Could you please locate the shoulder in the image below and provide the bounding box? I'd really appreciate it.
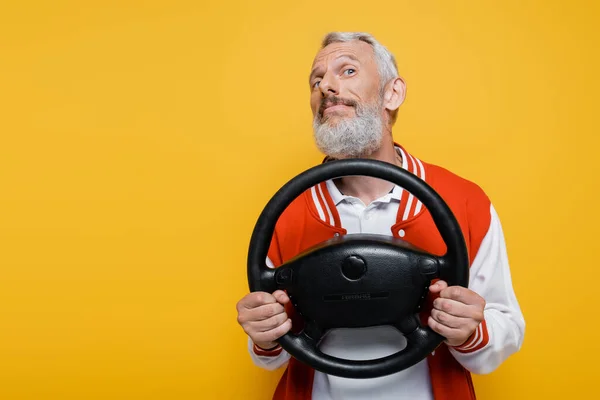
[423,161,491,211]
[272,188,313,233]
[421,160,496,260]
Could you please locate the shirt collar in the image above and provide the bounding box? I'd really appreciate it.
[325,176,403,206]
[321,144,424,206]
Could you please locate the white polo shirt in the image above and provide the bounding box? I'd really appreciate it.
[308,180,433,400]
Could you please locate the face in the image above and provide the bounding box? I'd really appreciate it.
[309,40,386,159]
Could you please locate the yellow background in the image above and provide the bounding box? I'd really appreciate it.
[1,1,598,399]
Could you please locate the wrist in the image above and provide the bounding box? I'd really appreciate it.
[450,319,489,353]
[254,341,280,351]
[446,337,469,347]
[252,341,283,357]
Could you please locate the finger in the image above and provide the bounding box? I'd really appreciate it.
[433,298,484,320]
[430,308,471,329]
[239,292,278,310]
[440,286,485,308]
[244,302,286,322]
[429,280,448,294]
[428,316,462,338]
[251,311,290,332]
[273,290,290,304]
[252,318,292,344]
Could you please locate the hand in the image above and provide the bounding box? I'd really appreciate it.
[427,280,486,347]
[236,290,292,350]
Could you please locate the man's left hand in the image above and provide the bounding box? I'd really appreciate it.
[427,280,486,347]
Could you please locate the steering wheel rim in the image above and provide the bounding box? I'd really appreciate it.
[247,158,469,378]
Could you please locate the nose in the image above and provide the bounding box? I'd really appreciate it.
[319,72,339,97]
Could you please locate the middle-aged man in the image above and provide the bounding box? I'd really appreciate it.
[236,31,525,400]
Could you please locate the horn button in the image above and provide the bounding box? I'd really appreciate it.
[342,255,367,280]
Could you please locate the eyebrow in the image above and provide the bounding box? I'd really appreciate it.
[309,54,361,84]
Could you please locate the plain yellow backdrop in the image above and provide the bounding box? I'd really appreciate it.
[1,1,599,399]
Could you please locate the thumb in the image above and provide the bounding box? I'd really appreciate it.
[429,280,448,294]
[273,290,290,304]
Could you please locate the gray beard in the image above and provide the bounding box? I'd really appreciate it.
[312,101,384,159]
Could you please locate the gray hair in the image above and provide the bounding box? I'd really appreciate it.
[321,32,399,91]
[320,32,400,124]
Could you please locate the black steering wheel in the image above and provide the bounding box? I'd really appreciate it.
[247,159,469,379]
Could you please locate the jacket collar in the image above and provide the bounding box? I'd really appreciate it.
[307,143,428,229]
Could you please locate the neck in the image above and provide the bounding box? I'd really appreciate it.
[334,136,401,205]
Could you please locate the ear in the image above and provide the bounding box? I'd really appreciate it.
[383,77,406,113]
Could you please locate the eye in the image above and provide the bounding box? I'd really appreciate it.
[312,80,321,88]
[344,68,356,76]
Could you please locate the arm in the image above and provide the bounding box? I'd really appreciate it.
[448,204,525,374]
[244,235,293,371]
[247,335,291,371]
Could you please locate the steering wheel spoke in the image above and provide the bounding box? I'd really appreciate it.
[274,265,294,290]
[302,319,325,345]
[404,326,444,353]
[396,313,421,335]
[418,256,440,280]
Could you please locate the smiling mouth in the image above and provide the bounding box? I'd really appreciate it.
[318,97,358,120]
[323,104,349,114]
[320,104,356,121]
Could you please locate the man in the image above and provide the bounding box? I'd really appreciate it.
[236,32,525,400]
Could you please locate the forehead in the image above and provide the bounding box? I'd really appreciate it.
[311,40,377,69]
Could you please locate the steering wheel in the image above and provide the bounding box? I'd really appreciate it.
[247,158,469,379]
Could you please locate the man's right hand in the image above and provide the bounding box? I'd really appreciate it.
[236,290,292,350]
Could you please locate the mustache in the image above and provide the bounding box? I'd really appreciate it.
[318,96,358,117]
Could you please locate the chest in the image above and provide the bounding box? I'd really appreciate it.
[281,202,469,263]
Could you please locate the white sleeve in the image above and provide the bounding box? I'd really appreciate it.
[247,337,291,371]
[449,205,525,374]
[246,256,292,371]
